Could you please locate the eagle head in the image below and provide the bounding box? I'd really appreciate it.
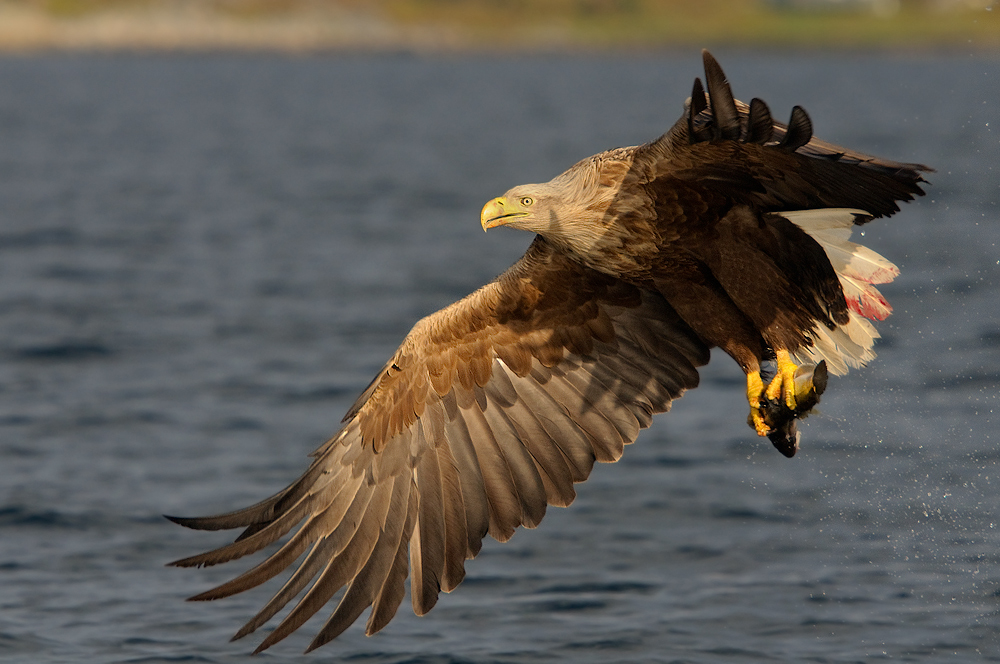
[481,157,627,263]
[480,187,549,233]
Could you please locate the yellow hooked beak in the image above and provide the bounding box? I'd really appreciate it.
[481,196,528,232]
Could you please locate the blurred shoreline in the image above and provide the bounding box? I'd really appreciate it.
[0,1,997,53]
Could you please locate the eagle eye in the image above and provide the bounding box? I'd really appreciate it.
[520,196,534,207]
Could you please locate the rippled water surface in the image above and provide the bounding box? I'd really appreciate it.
[1,52,998,663]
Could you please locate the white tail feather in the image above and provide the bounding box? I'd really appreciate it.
[780,209,898,376]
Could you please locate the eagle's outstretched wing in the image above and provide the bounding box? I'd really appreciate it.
[168,237,709,653]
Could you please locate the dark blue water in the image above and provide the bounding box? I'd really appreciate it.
[0,52,998,663]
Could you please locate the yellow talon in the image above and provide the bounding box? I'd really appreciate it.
[746,371,769,436]
[765,349,798,411]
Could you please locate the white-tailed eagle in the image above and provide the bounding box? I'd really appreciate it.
[169,51,929,653]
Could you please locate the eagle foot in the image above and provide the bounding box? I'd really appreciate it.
[746,371,768,436]
[747,360,829,456]
[765,349,799,411]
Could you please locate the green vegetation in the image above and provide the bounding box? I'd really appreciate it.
[37,0,145,16]
[381,0,1000,49]
[0,0,997,51]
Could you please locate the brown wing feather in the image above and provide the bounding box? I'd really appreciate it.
[169,236,709,652]
[641,50,930,221]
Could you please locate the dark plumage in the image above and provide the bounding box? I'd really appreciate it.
[169,51,929,652]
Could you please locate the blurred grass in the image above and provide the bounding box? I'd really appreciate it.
[0,0,997,51]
